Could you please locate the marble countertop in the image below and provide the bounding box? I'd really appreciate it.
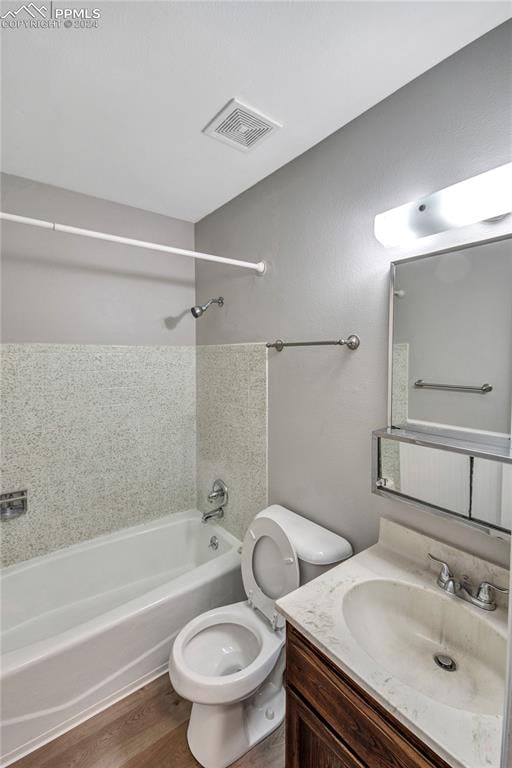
[276,519,509,768]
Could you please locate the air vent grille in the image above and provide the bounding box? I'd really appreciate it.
[203,99,281,152]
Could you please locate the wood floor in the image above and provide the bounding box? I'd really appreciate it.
[12,675,285,768]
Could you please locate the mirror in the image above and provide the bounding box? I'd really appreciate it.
[379,437,512,533]
[391,238,512,436]
[374,235,512,537]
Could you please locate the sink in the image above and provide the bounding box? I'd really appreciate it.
[277,520,510,768]
[341,579,506,716]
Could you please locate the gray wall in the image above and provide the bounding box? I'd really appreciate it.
[195,22,512,565]
[393,241,512,433]
[1,174,196,345]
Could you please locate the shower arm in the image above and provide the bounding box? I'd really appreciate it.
[202,298,220,311]
[0,212,267,275]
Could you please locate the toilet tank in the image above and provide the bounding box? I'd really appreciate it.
[255,506,353,585]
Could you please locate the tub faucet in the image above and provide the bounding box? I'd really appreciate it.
[207,479,228,506]
[202,506,224,524]
[202,480,228,523]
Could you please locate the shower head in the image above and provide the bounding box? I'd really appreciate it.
[191,297,224,319]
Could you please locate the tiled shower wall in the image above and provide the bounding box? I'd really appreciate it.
[196,344,268,541]
[0,344,196,567]
[0,343,267,567]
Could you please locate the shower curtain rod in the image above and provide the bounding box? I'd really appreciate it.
[0,211,267,274]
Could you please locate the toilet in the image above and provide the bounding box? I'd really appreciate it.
[169,505,353,768]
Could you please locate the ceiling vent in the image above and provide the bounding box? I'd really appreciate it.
[203,99,282,152]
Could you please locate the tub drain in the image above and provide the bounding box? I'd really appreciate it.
[433,653,457,672]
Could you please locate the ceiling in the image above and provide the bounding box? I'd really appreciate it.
[1,1,510,222]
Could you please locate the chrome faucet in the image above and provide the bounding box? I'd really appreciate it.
[207,479,228,505]
[202,506,224,523]
[201,479,228,524]
[428,553,508,611]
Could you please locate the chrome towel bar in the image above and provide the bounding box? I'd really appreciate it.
[414,380,492,393]
[266,335,360,352]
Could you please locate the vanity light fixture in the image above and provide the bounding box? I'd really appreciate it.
[374,162,512,247]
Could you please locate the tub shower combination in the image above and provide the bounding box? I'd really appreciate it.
[0,511,243,766]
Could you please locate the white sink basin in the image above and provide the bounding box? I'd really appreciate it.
[342,579,506,716]
[278,520,510,768]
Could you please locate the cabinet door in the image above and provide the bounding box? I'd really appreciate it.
[286,690,366,768]
[286,625,449,768]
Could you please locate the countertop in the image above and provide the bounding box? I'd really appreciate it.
[277,518,509,768]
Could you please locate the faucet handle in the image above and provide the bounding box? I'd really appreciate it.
[475,581,509,606]
[207,479,228,506]
[428,553,453,587]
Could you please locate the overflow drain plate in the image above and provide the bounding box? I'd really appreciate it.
[433,653,457,672]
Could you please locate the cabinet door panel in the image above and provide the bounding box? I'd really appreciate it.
[286,625,449,768]
[286,690,366,768]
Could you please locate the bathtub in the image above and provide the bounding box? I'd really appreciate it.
[0,510,244,766]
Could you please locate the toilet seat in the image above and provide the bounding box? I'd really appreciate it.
[241,516,300,630]
[170,517,299,707]
[170,601,284,705]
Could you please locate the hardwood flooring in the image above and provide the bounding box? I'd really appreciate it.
[12,675,285,768]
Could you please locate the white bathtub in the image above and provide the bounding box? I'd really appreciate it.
[0,510,244,766]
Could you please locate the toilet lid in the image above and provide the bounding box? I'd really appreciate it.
[241,516,300,629]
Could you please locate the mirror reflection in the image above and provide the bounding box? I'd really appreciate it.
[379,438,512,533]
[391,239,512,436]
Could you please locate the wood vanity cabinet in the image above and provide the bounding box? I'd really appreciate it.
[285,624,451,768]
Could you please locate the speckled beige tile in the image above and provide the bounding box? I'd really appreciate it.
[1,344,196,566]
[391,342,408,426]
[196,344,268,541]
[380,438,401,489]
[1,342,267,566]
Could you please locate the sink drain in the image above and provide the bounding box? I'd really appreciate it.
[433,653,457,672]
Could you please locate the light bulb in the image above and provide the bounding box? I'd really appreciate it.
[374,162,512,247]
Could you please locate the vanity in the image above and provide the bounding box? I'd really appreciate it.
[285,625,445,768]
[277,520,508,768]
[278,234,511,768]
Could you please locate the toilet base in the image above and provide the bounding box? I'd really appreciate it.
[187,675,285,768]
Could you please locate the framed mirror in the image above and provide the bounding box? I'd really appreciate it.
[374,234,512,536]
[390,237,512,437]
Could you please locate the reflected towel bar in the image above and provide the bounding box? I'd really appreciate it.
[414,380,493,393]
[266,335,360,352]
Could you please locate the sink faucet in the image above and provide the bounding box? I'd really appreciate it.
[428,553,508,611]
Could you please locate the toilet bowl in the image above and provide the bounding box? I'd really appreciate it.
[171,602,284,705]
[169,505,352,768]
